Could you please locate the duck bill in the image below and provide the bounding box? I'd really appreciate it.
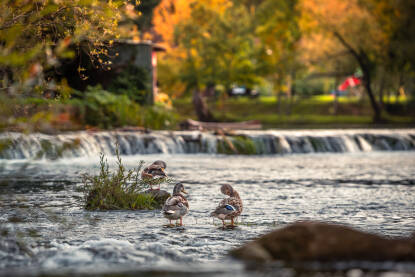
[160,168,167,177]
[182,190,188,194]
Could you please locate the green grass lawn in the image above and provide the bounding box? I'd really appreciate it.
[173,95,415,129]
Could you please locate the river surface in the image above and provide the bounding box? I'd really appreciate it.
[0,152,415,276]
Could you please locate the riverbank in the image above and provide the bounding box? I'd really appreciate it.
[2,94,414,134]
[174,96,415,129]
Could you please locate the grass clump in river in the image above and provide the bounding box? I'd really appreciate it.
[82,146,169,210]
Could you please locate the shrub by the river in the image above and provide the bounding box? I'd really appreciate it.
[82,147,169,210]
[71,86,141,129]
[70,86,177,130]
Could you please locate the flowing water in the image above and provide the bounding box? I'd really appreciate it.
[0,130,415,276]
[1,129,415,159]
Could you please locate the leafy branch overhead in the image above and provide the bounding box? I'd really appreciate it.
[0,0,134,96]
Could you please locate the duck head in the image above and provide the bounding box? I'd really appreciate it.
[152,160,166,169]
[220,184,234,196]
[173,182,188,196]
[147,160,167,177]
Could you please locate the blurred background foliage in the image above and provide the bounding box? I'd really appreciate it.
[153,0,415,124]
[0,0,414,132]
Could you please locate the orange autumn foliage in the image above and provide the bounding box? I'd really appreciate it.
[152,0,231,50]
[298,0,387,65]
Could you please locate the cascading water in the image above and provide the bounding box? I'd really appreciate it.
[0,129,414,159]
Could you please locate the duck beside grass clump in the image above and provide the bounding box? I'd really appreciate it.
[141,160,167,190]
[162,183,189,227]
[83,151,166,210]
[211,184,243,228]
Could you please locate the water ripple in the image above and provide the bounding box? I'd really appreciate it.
[0,152,414,276]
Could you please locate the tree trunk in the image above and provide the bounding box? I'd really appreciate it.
[333,92,338,115]
[287,95,294,116]
[333,62,340,115]
[204,83,216,98]
[285,74,292,116]
[396,73,404,103]
[332,32,382,122]
[192,89,214,122]
[362,70,382,122]
[378,72,385,109]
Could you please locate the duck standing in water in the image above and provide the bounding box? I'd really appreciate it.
[141,160,167,190]
[162,183,189,226]
[211,184,243,228]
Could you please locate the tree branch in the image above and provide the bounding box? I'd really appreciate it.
[0,6,67,30]
[332,30,370,77]
[332,31,361,61]
[0,12,33,30]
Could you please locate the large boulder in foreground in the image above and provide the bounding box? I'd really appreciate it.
[230,221,415,263]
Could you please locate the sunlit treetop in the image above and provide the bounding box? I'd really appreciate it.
[298,0,387,63]
[152,0,231,50]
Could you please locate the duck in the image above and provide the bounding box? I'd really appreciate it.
[141,160,167,190]
[210,184,243,228]
[162,182,189,226]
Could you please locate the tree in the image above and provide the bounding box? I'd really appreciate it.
[126,0,162,40]
[0,0,131,97]
[154,0,260,121]
[365,0,415,103]
[151,0,194,98]
[299,0,404,122]
[254,0,302,114]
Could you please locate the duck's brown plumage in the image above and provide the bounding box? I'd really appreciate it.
[162,183,189,224]
[211,184,243,220]
[141,162,167,179]
[141,161,167,190]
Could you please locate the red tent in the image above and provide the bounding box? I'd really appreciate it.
[338,76,361,91]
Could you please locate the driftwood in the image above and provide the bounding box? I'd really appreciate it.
[180,119,262,131]
[114,126,149,133]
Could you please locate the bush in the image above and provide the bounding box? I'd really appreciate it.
[141,104,177,130]
[71,85,142,128]
[107,65,149,104]
[0,94,80,132]
[82,146,171,210]
[70,86,178,130]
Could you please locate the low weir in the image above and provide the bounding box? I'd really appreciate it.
[0,129,414,159]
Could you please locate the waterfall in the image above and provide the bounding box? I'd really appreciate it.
[0,129,414,159]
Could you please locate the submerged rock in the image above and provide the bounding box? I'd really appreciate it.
[143,189,170,207]
[230,221,415,263]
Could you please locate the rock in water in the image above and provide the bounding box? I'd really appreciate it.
[143,189,171,207]
[230,221,415,263]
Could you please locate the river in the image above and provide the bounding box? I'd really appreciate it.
[0,130,415,276]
